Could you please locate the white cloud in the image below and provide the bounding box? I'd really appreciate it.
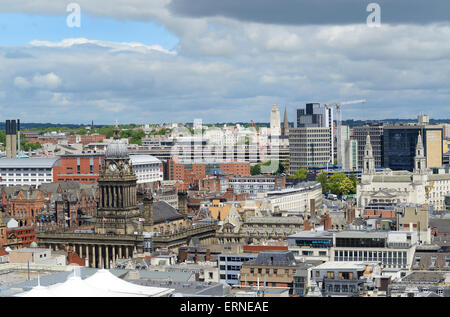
[13,72,61,90]
[32,72,61,89]
[13,76,31,89]
[50,93,70,106]
[30,38,177,55]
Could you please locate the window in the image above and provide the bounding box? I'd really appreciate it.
[414,256,421,266]
[431,256,437,267]
[327,271,335,279]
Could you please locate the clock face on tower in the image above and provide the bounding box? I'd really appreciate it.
[109,163,117,172]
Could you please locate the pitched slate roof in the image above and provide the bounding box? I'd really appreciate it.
[139,201,184,224]
[247,251,296,267]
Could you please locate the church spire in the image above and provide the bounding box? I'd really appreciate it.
[363,133,375,175]
[113,120,120,140]
[282,106,289,136]
[414,130,426,174]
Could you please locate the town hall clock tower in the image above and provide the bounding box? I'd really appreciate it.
[95,123,143,235]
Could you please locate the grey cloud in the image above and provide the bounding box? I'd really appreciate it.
[169,0,450,25]
[3,50,34,59]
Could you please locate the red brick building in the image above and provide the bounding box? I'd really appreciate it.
[219,162,250,177]
[2,188,45,227]
[53,154,104,183]
[1,182,98,232]
[7,226,36,247]
[67,134,106,146]
[164,160,250,189]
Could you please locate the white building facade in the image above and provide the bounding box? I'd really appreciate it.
[258,181,323,215]
[0,158,60,187]
[129,155,163,184]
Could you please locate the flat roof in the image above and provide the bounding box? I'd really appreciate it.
[0,157,60,168]
[334,231,388,239]
[288,231,334,239]
[313,262,366,270]
[129,155,162,164]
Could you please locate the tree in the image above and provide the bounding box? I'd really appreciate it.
[316,174,328,193]
[339,177,354,196]
[328,173,347,195]
[294,168,307,179]
[349,174,358,194]
[251,164,261,175]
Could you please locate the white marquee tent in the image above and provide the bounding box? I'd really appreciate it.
[16,269,173,297]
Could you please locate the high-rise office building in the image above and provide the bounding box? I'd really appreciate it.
[296,103,323,128]
[352,124,384,169]
[296,103,334,164]
[289,127,331,174]
[383,124,443,171]
[340,126,358,170]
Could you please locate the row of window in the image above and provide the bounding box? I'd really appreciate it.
[249,268,294,275]
[16,179,49,182]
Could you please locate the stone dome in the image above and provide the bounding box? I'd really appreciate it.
[105,140,129,159]
[105,122,129,159]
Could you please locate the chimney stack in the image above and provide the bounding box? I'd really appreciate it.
[5,120,17,158]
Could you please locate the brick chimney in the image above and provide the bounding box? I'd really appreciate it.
[322,213,332,231]
[178,248,188,263]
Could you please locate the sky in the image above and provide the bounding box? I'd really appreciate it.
[0,0,449,125]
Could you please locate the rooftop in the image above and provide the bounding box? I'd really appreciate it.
[313,262,367,270]
[129,154,162,165]
[0,157,60,168]
[288,231,334,239]
[246,251,296,267]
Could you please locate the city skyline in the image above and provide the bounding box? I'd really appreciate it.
[0,1,449,124]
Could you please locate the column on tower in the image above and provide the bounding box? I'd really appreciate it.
[112,246,116,268]
[119,186,123,208]
[92,245,96,268]
[108,186,112,208]
[113,186,117,208]
[98,245,103,269]
[105,246,109,269]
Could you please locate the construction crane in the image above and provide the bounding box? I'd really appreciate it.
[324,99,366,167]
